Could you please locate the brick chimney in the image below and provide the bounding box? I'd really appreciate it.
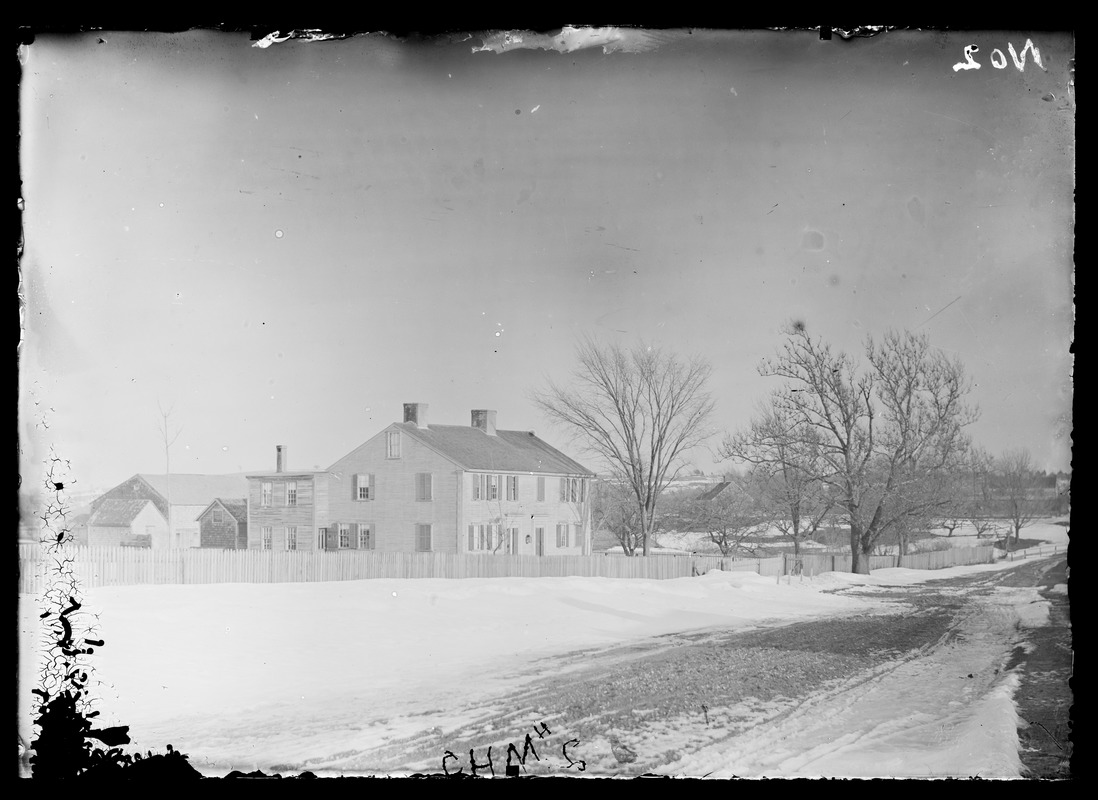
[403,403,429,428]
[471,409,497,436]
[276,445,286,473]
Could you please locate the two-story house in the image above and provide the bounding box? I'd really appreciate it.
[245,404,595,555]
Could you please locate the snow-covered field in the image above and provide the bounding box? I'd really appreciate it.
[18,518,1068,778]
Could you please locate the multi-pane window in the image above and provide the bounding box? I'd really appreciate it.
[317,528,327,550]
[261,482,272,507]
[338,524,351,549]
[261,526,273,550]
[556,523,570,548]
[358,524,373,550]
[415,473,433,502]
[558,477,584,503]
[286,481,298,506]
[285,527,297,551]
[537,477,546,502]
[415,524,432,552]
[386,431,401,459]
[355,474,374,501]
[472,474,510,501]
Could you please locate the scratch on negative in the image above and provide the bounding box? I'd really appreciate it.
[918,295,963,328]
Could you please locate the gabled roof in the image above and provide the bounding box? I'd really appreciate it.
[88,499,161,527]
[196,498,248,523]
[136,474,251,506]
[395,423,594,475]
[695,482,731,502]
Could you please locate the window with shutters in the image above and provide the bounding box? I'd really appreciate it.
[487,474,500,501]
[509,527,520,553]
[338,524,351,549]
[472,474,484,501]
[286,482,298,506]
[355,474,374,501]
[537,477,545,502]
[556,523,569,548]
[261,482,272,507]
[506,475,519,501]
[285,527,297,550]
[317,528,327,550]
[358,524,373,550]
[559,477,567,502]
[570,478,578,503]
[415,524,432,552]
[415,473,433,502]
[262,526,273,550]
[386,431,401,459]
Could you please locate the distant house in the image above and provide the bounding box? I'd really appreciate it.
[196,499,249,549]
[86,499,167,548]
[246,404,595,555]
[90,473,250,548]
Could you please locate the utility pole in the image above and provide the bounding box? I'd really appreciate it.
[157,401,183,548]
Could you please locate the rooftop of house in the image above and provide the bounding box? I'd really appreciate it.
[394,423,594,476]
[197,498,249,523]
[88,498,162,527]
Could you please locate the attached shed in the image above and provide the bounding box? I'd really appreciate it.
[86,499,167,548]
[196,498,249,549]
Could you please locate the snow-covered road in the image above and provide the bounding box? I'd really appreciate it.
[665,581,1048,778]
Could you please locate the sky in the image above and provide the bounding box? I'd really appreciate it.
[18,521,1069,776]
[18,28,1075,500]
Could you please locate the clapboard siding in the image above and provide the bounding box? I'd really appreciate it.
[327,428,462,553]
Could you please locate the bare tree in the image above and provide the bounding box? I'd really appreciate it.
[533,337,715,556]
[754,325,977,573]
[590,477,648,555]
[156,400,183,547]
[662,477,770,556]
[720,403,834,557]
[996,448,1046,544]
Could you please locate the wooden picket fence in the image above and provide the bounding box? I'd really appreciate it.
[17,543,997,593]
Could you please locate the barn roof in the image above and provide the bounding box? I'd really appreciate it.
[88,499,161,527]
[390,423,594,476]
[136,474,251,506]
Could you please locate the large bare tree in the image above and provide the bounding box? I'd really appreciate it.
[755,325,977,573]
[533,337,715,556]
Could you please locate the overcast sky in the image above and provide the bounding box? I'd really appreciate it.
[19,28,1074,496]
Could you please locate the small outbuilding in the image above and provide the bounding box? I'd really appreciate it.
[196,498,249,549]
[86,499,167,548]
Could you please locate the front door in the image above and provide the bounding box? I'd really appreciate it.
[535,527,545,556]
